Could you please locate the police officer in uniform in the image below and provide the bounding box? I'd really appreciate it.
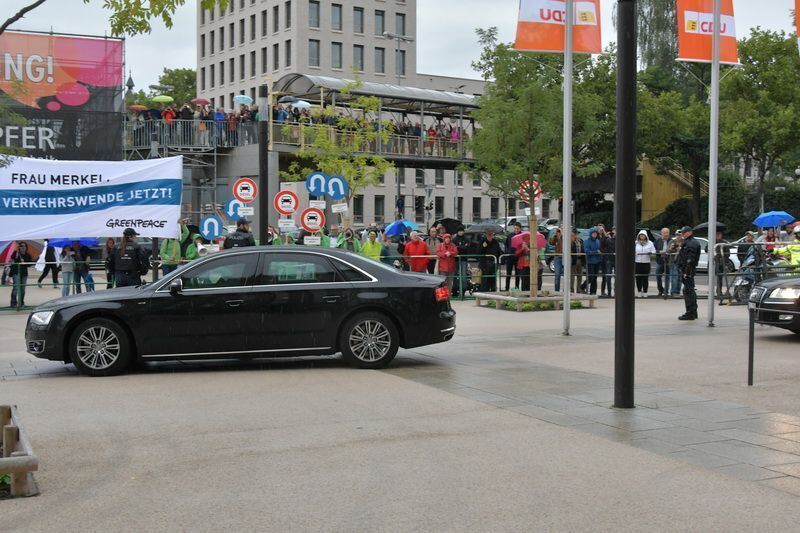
[223,218,256,249]
[111,228,148,288]
[676,225,702,320]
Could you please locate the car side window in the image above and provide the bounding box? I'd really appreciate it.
[181,254,257,289]
[332,259,371,282]
[259,253,340,285]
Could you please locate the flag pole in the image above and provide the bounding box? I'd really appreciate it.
[707,0,721,326]
[561,0,574,336]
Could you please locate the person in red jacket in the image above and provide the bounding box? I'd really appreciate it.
[403,231,430,273]
[436,233,459,289]
[515,233,531,292]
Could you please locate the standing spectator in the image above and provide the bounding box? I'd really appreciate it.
[654,227,673,298]
[403,231,430,273]
[213,107,226,145]
[668,233,683,297]
[37,239,59,288]
[380,234,395,266]
[635,230,656,298]
[601,227,615,297]
[549,227,565,293]
[515,233,531,292]
[160,222,190,275]
[361,231,383,261]
[759,228,778,254]
[584,228,602,295]
[714,229,731,299]
[452,226,471,295]
[570,229,584,293]
[185,234,205,261]
[71,241,95,293]
[505,222,522,291]
[737,231,756,265]
[110,229,148,288]
[479,230,502,292]
[60,246,76,297]
[536,230,547,291]
[424,227,440,274]
[436,234,459,290]
[337,228,362,253]
[677,226,701,320]
[103,238,116,289]
[9,241,32,308]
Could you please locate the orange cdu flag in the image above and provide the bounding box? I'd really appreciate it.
[514,0,602,54]
[677,0,739,64]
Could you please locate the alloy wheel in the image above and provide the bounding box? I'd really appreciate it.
[348,320,392,362]
[76,326,121,371]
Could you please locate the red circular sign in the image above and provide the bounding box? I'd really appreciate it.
[233,177,258,203]
[300,207,325,232]
[519,180,542,203]
[273,190,299,216]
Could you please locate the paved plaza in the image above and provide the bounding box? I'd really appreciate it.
[2,289,800,531]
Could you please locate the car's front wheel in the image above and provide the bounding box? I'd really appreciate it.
[69,318,132,376]
[341,313,399,369]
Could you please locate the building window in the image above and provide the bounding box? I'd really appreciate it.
[456,197,463,220]
[250,14,256,40]
[415,196,425,222]
[353,7,364,33]
[309,39,320,67]
[250,50,256,77]
[261,10,267,36]
[396,13,406,36]
[261,47,268,74]
[209,7,214,21]
[219,60,225,85]
[309,1,320,28]
[230,57,235,82]
[210,30,215,54]
[374,195,385,223]
[239,18,245,44]
[200,34,206,57]
[285,39,292,67]
[331,42,342,69]
[490,198,500,219]
[396,50,406,77]
[239,55,245,81]
[415,168,425,186]
[219,94,224,109]
[331,4,342,31]
[472,197,482,222]
[219,26,225,50]
[375,10,385,36]
[435,169,445,186]
[229,22,235,47]
[353,45,364,71]
[285,1,292,29]
[210,96,215,108]
[210,64,215,88]
[473,174,482,188]
[456,170,463,187]
[435,197,444,221]
[200,67,206,91]
[239,0,244,9]
[397,167,406,186]
[353,195,364,224]
[273,5,279,32]
[201,9,206,25]
[273,43,280,70]
[374,47,385,74]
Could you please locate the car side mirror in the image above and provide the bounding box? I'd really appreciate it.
[169,279,183,296]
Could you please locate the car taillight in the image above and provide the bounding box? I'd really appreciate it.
[435,285,450,302]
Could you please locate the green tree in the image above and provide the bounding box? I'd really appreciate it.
[155,67,197,106]
[636,0,678,71]
[721,29,800,212]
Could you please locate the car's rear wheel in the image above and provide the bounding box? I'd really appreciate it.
[341,313,398,369]
[69,318,132,376]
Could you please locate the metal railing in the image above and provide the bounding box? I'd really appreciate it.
[124,119,257,150]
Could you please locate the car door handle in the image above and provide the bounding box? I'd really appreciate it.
[322,295,341,304]
[226,299,244,308]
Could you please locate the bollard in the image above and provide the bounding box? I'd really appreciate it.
[0,405,10,430]
[3,424,18,458]
[748,307,755,386]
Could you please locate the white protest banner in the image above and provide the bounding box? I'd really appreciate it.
[0,156,183,240]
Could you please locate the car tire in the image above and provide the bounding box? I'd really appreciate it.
[547,257,555,273]
[69,318,132,377]
[340,312,399,369]
[726,259,736,273]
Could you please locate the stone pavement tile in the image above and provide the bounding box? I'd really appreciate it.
[578,412,675,432]
[667,449,741,469]
[689,440,800,468]
[776,432,800,443]
[728,417,800,436]
[714,463,787,482]
[513,392,594,413]
[637,427,731,446]
[564,389,615,404]
[629,407,688,422]
[765,463,800,477]
[672,418,741,432]
[663,404,762,423]
[760,413,800,426]
[447,387,515,404]
[505,404,593,427]
[650,390,710,404]
[628,438,687,455]
[575,422,641,443]
[762,440,800,455]
[561,404,618,419]
[710,429,786,446]
[1,374,40,381]
[760,476,800,497]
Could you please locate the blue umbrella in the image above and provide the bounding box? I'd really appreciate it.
[753,211,795,228]
[384,220,418,236]
[233,94,253,105]
[48,238,100,248]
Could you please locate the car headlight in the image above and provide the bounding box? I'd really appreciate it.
[29,311,55,326]
[769,288,800,300]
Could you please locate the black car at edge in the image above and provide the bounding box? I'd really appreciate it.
[748,276,800,335]
[25,247,456,376]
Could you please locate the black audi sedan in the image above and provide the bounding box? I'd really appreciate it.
[25,247,456,376]
[749,276,800,335]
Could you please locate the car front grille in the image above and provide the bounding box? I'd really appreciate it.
[27,340,45,354]
[749,286,766,303]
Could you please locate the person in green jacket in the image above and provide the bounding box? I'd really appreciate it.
[185,234,204,261]
[159,222,190,274]
[337,228,362,253]
[310,229,331,247]
[361,230,382,261]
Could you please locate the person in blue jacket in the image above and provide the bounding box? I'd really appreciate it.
[583,227,603,295]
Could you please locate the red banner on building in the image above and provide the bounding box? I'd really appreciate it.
[514,0,603,54]
[677,0,739,64]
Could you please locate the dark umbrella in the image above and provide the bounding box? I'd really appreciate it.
[466,223,504,234]
[432,218,462,234]
[692,222,727,234]
[49,238,100,248]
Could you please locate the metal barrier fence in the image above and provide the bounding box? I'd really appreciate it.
[125,119,257,150]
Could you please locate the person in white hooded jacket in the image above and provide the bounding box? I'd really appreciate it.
[634,230,656,298]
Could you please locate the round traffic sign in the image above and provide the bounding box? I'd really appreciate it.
[300,207,325,232]
[199,215,224,240]
[519,180,542,203]
[233,177,258,203]
[274,190,299,216]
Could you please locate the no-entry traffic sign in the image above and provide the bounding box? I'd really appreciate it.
[233,177,258,203]
[274,190,299,216]
[300,207,325,232]
[519,180,542,203]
